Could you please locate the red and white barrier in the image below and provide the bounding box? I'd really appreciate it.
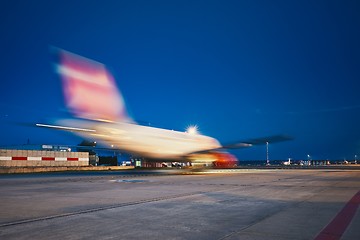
[0,149,89,167]
[0,156,88,161]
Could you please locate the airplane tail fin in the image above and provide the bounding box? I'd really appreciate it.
[55,49,132,123]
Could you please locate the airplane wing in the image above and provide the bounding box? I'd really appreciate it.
[187,135,293,155]
[36,123,96,133]
[222,134,293,149]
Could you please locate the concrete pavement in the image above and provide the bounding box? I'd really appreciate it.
[0,169,359,239]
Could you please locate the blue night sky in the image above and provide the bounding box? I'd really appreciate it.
[1,0,359,160]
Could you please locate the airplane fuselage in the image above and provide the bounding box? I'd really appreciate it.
[57,119,222,160]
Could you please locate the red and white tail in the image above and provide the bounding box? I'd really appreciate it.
[56,49,131,122]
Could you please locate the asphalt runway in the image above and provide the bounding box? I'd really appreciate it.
[0,169,359,239]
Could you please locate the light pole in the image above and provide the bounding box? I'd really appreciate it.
[266,142,269,165]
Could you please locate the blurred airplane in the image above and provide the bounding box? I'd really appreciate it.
[282,158,291,166]
[37,49,290,167]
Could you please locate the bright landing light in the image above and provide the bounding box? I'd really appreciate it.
[186,125,199,135]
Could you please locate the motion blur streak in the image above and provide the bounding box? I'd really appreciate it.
[52,49,230,163]
[57,50,130,122]
[35,123,96,132]
[38,49,288,166]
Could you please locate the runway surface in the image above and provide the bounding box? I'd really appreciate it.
[0,169,359,239]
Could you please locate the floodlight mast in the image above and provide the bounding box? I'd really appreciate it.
[266,141,269,165]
